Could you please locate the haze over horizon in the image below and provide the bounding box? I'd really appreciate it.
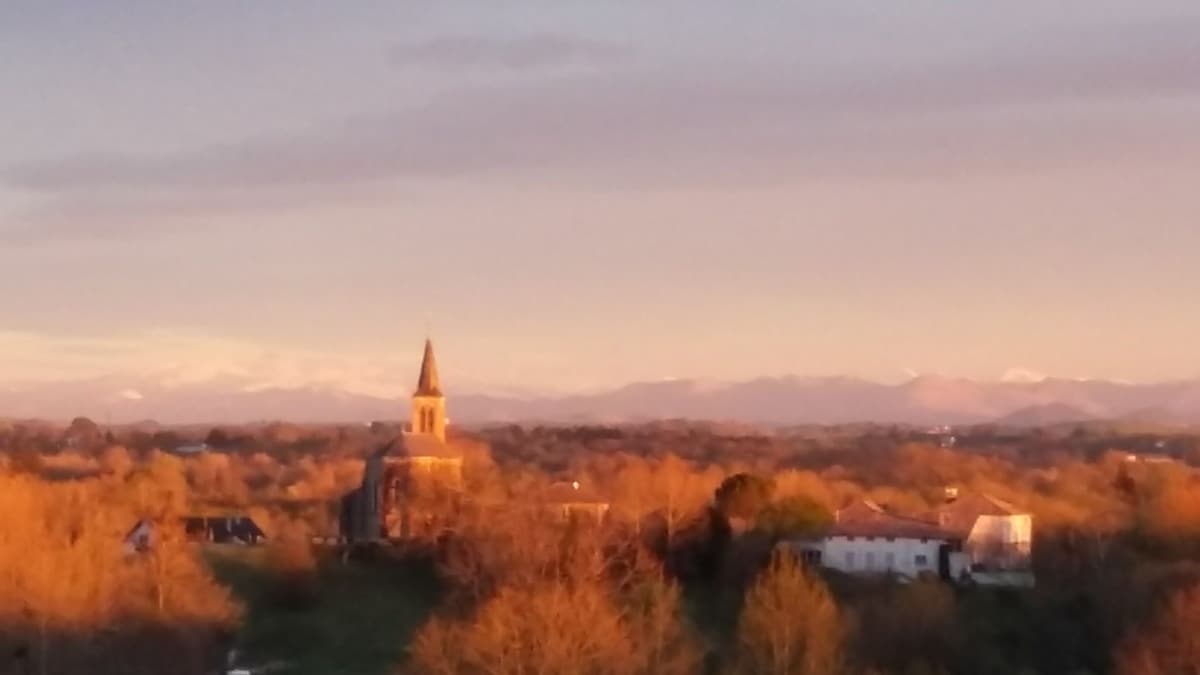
[3,1,1200,400]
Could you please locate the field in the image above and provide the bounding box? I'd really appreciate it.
[207,546,442,675]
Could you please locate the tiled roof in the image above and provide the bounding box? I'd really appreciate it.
[824,493,1027,541]
[931,493,1026,536]
[830,499,955,540]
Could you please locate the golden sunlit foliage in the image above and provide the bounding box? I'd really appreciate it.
[0,470,238,675]
[733,552,844,675]
[5,418,1200,674]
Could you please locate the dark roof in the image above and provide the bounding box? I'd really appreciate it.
[124,519,152,540]
[414,338,442,397]
[126,516,267,545]
[830,499,955,540]
[182,516,266,543]
[377,433,463,460]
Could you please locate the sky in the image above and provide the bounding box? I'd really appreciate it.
[1,1,1199,397]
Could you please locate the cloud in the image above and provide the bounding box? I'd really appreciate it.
[3,17,1197,204]
[389,34,627,70]
[0,181,395,246]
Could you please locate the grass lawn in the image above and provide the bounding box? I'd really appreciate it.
[206,546,442,675]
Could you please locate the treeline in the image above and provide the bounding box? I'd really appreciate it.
[4,419,1200,673]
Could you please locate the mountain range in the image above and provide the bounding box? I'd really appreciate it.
[3,374,1200,427]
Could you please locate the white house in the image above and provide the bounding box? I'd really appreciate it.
[783,492,1033,587]
[173,443,210,455]
[786,500,966,581]
[928,492,1034,586]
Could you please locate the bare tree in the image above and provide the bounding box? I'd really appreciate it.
[732,552,844,675]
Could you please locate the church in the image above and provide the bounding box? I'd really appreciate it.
[339,339,465,542]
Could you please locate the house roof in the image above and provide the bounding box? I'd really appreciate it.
[414,338,442,397]
[830,499,955,540]
[182,516,266,541]
[931,492,1026,536]
[124,519,152,540]
[378,433,463,460]
[127,516,267,543]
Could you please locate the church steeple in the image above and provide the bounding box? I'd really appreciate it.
[411,339,446,442]
[415,338,442,397]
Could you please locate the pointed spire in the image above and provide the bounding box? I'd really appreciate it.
[415,338,442,397]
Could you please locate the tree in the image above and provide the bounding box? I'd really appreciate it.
[408,582,630,675]
[129,450,189,519]
[409,573,700,675]
[732,552,844,675]
[656,454,712,548]
[98,444,134,478]
[624,575,704,674]
[856,581,960,674]
[1116,583,1200,675]
[265,520,319,610]
[205,427,234,448]
[0,472,237,674]
[716,473,776,522]
[757,496,834,539]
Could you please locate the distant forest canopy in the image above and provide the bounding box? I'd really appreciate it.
[5,418,1200,674]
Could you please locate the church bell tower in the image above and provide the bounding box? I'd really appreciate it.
[410,338,447,443]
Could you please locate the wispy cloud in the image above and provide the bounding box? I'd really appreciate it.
[3,18,1197,206]
[389,34,627,70]
[0,181,395,246]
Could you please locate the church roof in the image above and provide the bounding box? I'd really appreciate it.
[377,433,462,460]
[415,338,443,397]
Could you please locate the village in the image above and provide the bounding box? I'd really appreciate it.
[120,340,1037,593]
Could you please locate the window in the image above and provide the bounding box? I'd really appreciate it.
[915,554,929,567]
[865,552,876,570]
[845,552,856,569]
[885,552,895,569]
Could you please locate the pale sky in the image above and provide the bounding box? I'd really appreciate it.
[1,1,1199,395]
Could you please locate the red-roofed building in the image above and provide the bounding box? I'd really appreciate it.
[788,499,964,580]
[930,492,1032,573]
[783,491,1034,586]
